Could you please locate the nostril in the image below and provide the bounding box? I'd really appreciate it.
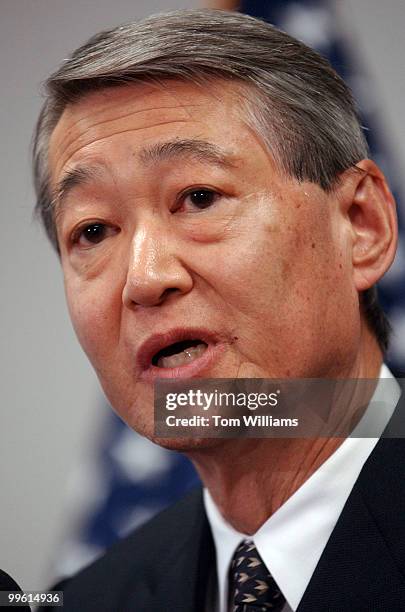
[160,287,179,301]
[122,253,193,307]
[123,285,180,309]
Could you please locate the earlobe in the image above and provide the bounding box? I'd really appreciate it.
[347,159,397,291]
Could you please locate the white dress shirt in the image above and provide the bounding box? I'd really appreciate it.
[203,364,401,612]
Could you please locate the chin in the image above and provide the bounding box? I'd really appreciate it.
[110,385,229,453]
[117,406,218,452]
[149,436,224,452]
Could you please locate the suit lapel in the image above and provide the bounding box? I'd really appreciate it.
[298,434,405,611]
[123,488,215,612]
[149,501,214,612]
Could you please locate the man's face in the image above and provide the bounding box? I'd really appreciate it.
[49,80,359,442]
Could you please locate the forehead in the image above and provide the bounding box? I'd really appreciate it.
[48,80,271,186]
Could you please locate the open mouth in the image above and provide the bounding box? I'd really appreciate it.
[152,339,208,369]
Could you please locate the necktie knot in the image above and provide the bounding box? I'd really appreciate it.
[228,540,285,611]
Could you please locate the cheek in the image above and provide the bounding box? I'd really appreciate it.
[64,273,122,366]
[204,218,313,310]
[208,208,355,350]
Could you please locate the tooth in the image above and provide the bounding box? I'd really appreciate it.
[157,343,207,368]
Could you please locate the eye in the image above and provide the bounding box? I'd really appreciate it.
[71,223,117,247]
[180,188,220,211]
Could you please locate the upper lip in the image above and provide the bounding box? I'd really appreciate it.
[136,327,219,370]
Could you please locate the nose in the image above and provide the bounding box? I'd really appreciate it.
[122,224,193,308]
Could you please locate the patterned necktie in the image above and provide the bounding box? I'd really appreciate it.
[228,540,286,611]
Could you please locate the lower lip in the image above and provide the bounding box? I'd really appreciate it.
[139,342,224,382]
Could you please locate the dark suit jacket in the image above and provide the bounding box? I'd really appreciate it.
[43,393,405,611]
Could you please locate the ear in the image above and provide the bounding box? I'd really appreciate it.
[341,159,398,291]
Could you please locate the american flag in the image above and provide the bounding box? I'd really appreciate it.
[53,0,405,579]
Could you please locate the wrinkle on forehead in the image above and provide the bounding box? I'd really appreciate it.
[48,81,237,188]
[52,118,193,182]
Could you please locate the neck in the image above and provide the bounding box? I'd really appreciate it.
[187,325,383,534]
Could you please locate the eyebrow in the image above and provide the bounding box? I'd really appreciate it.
[52,138,237,219]
[52,165,103,222]
[139,138,237,168]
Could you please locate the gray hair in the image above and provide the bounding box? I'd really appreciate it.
[32,8,390,350]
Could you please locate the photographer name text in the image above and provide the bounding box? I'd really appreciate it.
[165,414,299,428]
